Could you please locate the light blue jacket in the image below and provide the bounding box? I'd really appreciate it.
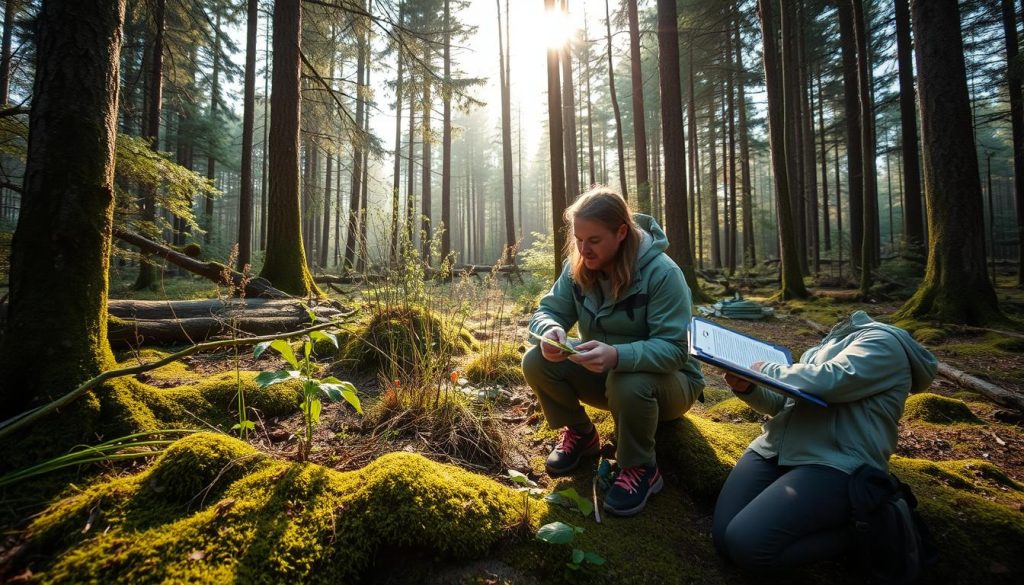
[736,311,937,473]
[528,214,705,389]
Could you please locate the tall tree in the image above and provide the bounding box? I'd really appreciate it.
[837,2,863,275]
[896,0,999,324]
[441,0,453,261]
[1001,0,1024,287]
[0,0,18,105]
[421,43,433,263]
[132,0,165,290]
[237,0,258,270]
[561,0,580,203]
[546,0,568,273]
[656,0,705,301]
[0,0,125,417]
[735,5,755,268]
[605,0,628,199]
[852,0,877,294]
[259,0,318,296]
[204,9,221,244]
[344,10,367,270]
[390,5,405,265]
[757,0,808,299]
[497,0,515,262]
[895,0,924,254]
[625,0,650,213]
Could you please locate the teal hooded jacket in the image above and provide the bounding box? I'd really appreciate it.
[528,214,705,388]
[736,311,938,473]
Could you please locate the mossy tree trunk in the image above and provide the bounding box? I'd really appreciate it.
[258,0,318,297]
[895,0,1001,325]
[0,0,125,418]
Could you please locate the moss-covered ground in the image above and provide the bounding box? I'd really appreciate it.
[2,275,1024,583]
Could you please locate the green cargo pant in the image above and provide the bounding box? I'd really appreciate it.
[522,345,703,468]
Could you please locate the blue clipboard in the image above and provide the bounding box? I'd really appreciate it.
[688,317,828,408]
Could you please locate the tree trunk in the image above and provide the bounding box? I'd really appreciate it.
[895,0,924,254]
[205,10,221,245]
[817,64,830,254]
[735,6,755,269]
[0,0,125,418]
[497,0,516,262]
[390,6,405,266]
[0,0,18,105]
[320,147,333,268]
[258,0,318,296]
[782,0,806,276]
[896,0,1000,324]
[837,1,863,274]
[656,0,705,302]
[441,0,453,262]
[405,68,416,255]
[344,18,367,270]
[605,0,628,200]
[561,1,580,204]
[421,45,433,264]
[726,21,738,276]
[259,12,270,252]
[758,0,808,299]
[626,0,650,213]
[133,0,164,290]
[708,90,721,269]
[546,0,568,273]
[852,0,877,295]
[1001,0,1024,287]
[237,0,258,271]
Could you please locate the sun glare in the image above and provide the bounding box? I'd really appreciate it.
[541,8,576,49]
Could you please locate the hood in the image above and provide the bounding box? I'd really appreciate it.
[835,311,939,393]
[633,213,668,269]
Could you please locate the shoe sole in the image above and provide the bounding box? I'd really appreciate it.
[544,444,601,476]
[602,474,664,517]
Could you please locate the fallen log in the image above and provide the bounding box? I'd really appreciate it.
[114,229,292,299]
[109,299,352,347]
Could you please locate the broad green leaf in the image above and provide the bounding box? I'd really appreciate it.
[253,341,273,359]
[506,469,538,488]
[320,380,362,414]
[232,420,255,431]
[309,330,338,349]
[583,551,606,565]
[571,548,585,565]
[270,339,299,369]
[302,398,322,423]
[254,370,299,388]
[550,487,593,517]
[536,522,576,545]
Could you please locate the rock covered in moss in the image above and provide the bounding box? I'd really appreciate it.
[464,345,526,386]
[705,397,765,423]
[25,434,535,584]
[903,392,982,424]
[340,305,476,373]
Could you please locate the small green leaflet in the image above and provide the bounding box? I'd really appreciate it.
[309,330,339,349]
[254,370,300,388]
[535,521,580,545]
[270,339,299,369]
[544,487,593,517]
[320,377,362,414]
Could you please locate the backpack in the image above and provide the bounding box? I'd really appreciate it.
[848,465,939,584]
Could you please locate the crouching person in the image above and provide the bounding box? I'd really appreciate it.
[712,311,937,571]
[522,188,705,517]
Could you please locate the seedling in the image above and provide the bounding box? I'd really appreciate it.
[535,521,606,572]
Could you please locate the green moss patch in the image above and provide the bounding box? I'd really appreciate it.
[705,397,765,423]
[903,393,983,425]
[465,345,526,386]
[657,415,761,502]
[339,305,476,373]
[26,434,536,584]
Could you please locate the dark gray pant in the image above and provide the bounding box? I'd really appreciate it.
[712,450,853,572]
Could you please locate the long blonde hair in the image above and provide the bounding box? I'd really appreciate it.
[563,188,641,300]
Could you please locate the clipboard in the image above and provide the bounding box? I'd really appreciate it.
[688,317,828,407]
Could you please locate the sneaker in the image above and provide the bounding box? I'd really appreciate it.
[545,426,600,476]
[602,464,664,517]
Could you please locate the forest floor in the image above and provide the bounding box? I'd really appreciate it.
[3,269,1024,583]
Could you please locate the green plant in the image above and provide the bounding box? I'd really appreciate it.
[535,521,606,572]
[218,244,255,440]
[254,332,361,461]
[0,429,196,488]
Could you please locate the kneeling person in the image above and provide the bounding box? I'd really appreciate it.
[522,188,705,517]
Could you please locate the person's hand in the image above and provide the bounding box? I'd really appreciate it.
[540,327,570,362]
[724,362,765,394]
[569,340,618,373]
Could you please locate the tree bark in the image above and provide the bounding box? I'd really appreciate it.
[237,0,258,270]
[896,0,1001,324]
[441,0,453,261]
[205,10,221,245]
[895,0,924,254]
[1001,0,1024,287]
[852,0,877,295]
[561,1,580,204]
[497,0,516,262]
[735,6,755,269]
[546,0,568,273]
[344,17,367,270]
[390,6,405,265]
[837,2,863,274]
[605,0,628,200]
[0,0,125,418]
[133,0,164,290]
[258,0,318,296]
[626,0,650,213]
[421,45,433,264]
[757,0,808,299]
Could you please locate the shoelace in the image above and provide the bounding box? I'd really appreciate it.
[613,466,646,494]
[557,428,581,453]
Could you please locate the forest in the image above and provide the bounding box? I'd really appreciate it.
[0,0,1022,583]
